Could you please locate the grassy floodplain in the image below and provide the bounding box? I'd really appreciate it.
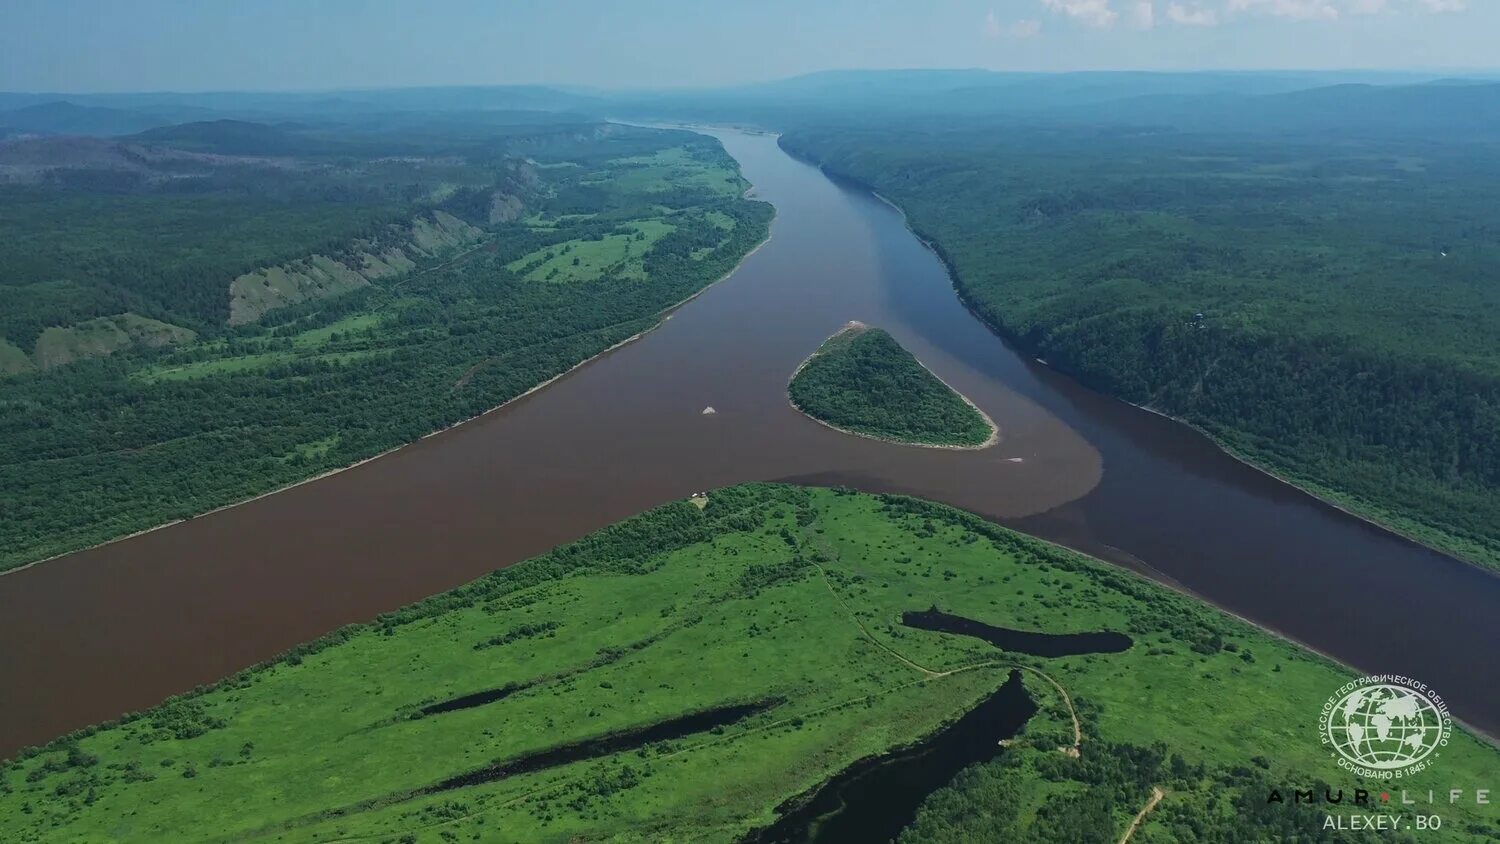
[2,485,1494,842]
[788,324,996,448]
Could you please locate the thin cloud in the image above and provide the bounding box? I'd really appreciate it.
[1227,0,1340,20]
[1041,0,1120,28]
[1132,1,1157,28]
[1010,18,1045,37]
[985,9,1004,36]
[1030,0,1465,35]
[986,10,1043,38]
[1226,0,1463,19]
[1167,2,1220,24]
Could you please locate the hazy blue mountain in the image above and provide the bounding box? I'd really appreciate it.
[1066,81,1500,138]
[127,119,329,155]
[0,101,178,136]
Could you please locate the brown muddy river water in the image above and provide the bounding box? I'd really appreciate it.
[1,128,1497,757]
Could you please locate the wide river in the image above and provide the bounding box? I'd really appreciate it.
[2,128,1497,757]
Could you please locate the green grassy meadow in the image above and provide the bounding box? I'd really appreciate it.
[3,485,1494,842]
[505,220,677,283]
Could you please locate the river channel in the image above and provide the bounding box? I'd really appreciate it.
[1,127,1496,757]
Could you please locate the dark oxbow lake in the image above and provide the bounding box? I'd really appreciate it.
[1,128,1498,757]
[901,610,1132,657]
[747,669,1036,844]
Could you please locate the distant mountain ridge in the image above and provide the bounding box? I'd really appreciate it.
[129,119,316,155]
[0,101,178,136]
[7,72,1500,141]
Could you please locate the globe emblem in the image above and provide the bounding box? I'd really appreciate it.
[1324,684,1442,770]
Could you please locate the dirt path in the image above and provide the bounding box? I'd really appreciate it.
[810,559,942,676]
[1118,786,1166,844]
[1017,667,1082,757]
[801,522,1084,757]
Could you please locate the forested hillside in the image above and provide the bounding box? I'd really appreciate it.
[0,118,602,346]
[782,119,1500,570]
[0,120,770,569]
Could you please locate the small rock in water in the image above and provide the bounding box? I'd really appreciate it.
[701,406,717,415]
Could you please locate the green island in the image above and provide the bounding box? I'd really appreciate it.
[788,323,995,448]
[779,108,1500,571]
[2,485,1494,842]
[0,118,771,571]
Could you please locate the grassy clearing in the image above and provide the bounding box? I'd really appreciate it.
[32,313,197,370]
[0,339,35,375]
[505,220,675,283]
[290,312,386,348]
[135,349,386,383]
[138,352,294,382]
[133,311,390,382]
[3,485,1494,842]
[586,147,746,197]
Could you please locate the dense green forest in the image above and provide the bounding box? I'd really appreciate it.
[900,737,1436,844]
[788,324,994,447]
[2,486,1494,841]
[0,120,770,569]
[0,117,607,342]
[781,122,1500,570]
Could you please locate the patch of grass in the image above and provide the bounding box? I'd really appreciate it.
[0,339,34,376]
[32,313,196,369]
[136,352,294,382]
[3,486,1493,842]
[589,147,747,197]
[505,220,675,283]
[286,434,339,463]
[289,312,385,348]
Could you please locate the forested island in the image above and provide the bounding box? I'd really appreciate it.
[788,323,995,448]
[0,117,771,570]
[2,485,1494,842]
[780,109,1500,571]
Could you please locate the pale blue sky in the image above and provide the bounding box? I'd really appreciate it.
[0,0,1493,93]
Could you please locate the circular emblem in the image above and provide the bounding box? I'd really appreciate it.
[1320,676,1452,777]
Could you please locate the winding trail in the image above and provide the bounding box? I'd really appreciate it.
[803,521,1084,764]
[1119,787,1166,844]
[1017,666,1082,757]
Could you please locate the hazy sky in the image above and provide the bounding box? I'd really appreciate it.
[1,0,1492,93]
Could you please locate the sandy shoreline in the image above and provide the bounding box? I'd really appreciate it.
[786,322,1001,452]
[1118,397,1500,578]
